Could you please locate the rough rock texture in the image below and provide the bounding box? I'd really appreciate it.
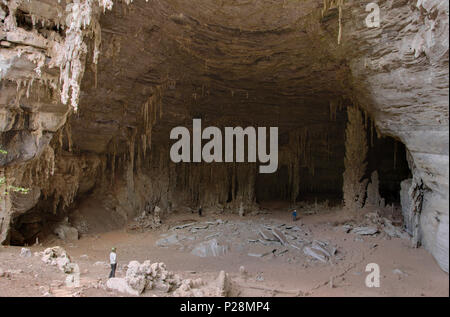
[53,221,79,241]
[0,0,448,272]
[125,260,182,294]
[106,277,140,296]
[40,246,75,273]
[342,105,369,210]
[106,260,230,297]
[191,238,228,258]
[345,0,449,272]
[400,178,421,243]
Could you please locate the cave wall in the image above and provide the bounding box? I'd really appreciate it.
[0,0,448,272]
[344,0,449,272]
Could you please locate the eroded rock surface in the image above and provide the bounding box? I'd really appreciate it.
[0,0,448,272]
[106,259,231,297]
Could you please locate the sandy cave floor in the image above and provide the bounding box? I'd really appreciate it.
[0,203,448,297]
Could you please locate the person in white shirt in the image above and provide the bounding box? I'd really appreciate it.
[109,247,117,278]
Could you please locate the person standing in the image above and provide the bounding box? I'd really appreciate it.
[109,247,117,278]
[198,205,203,217]
[292,209,297,222]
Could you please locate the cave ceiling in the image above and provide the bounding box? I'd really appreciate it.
[72,0,354,154]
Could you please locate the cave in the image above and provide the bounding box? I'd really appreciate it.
[0,0,448,297]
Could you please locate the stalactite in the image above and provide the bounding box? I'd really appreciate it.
[329,100,337,121]
[364,109,368,130]
[141,85,164,154]
[36,151,102,214]
[326,130,331,161]
[65,122,73,152]
[44,0,132,111]
[15,81,25,108]
[108,139,117,185]
[287,129,307,201]
[128,129,136,172]
[322,0,346,45]
[394,140,398,170]
[376,125,381,139]
[57,127,64,150]
[370,119,374,147]
[337,3,343,45]
[279,126,321,204]
[26,145,55,186]
[4,0,19,30]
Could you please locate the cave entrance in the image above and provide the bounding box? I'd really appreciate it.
[365,134,411,206]
[253,109,411,212]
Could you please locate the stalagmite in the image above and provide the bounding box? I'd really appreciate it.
[365,171,384,208]
[342,105,368,210]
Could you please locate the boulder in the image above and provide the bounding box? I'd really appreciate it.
[108,260,235,297]
[215,270,230,297]
[125,261,148,294]
[350,226,378,236]
[20,247,32,258]
[383,218,409,239]
[173,278,205,297]
[54,223,79,241]
[106,278,140,296]
[123,260,182,295]
[41,246,72,272]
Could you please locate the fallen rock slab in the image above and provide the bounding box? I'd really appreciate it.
[191,239,228,257]
[170,222,197,230]
[383,219,409,239]
[350,226,378,235]
[247,252,270,257]
[272,228,289,245]
[156,234,180,247]
[259,228,277,241]
[303,246,327,263]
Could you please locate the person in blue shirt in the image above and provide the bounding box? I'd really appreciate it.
[292,209,297,222]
